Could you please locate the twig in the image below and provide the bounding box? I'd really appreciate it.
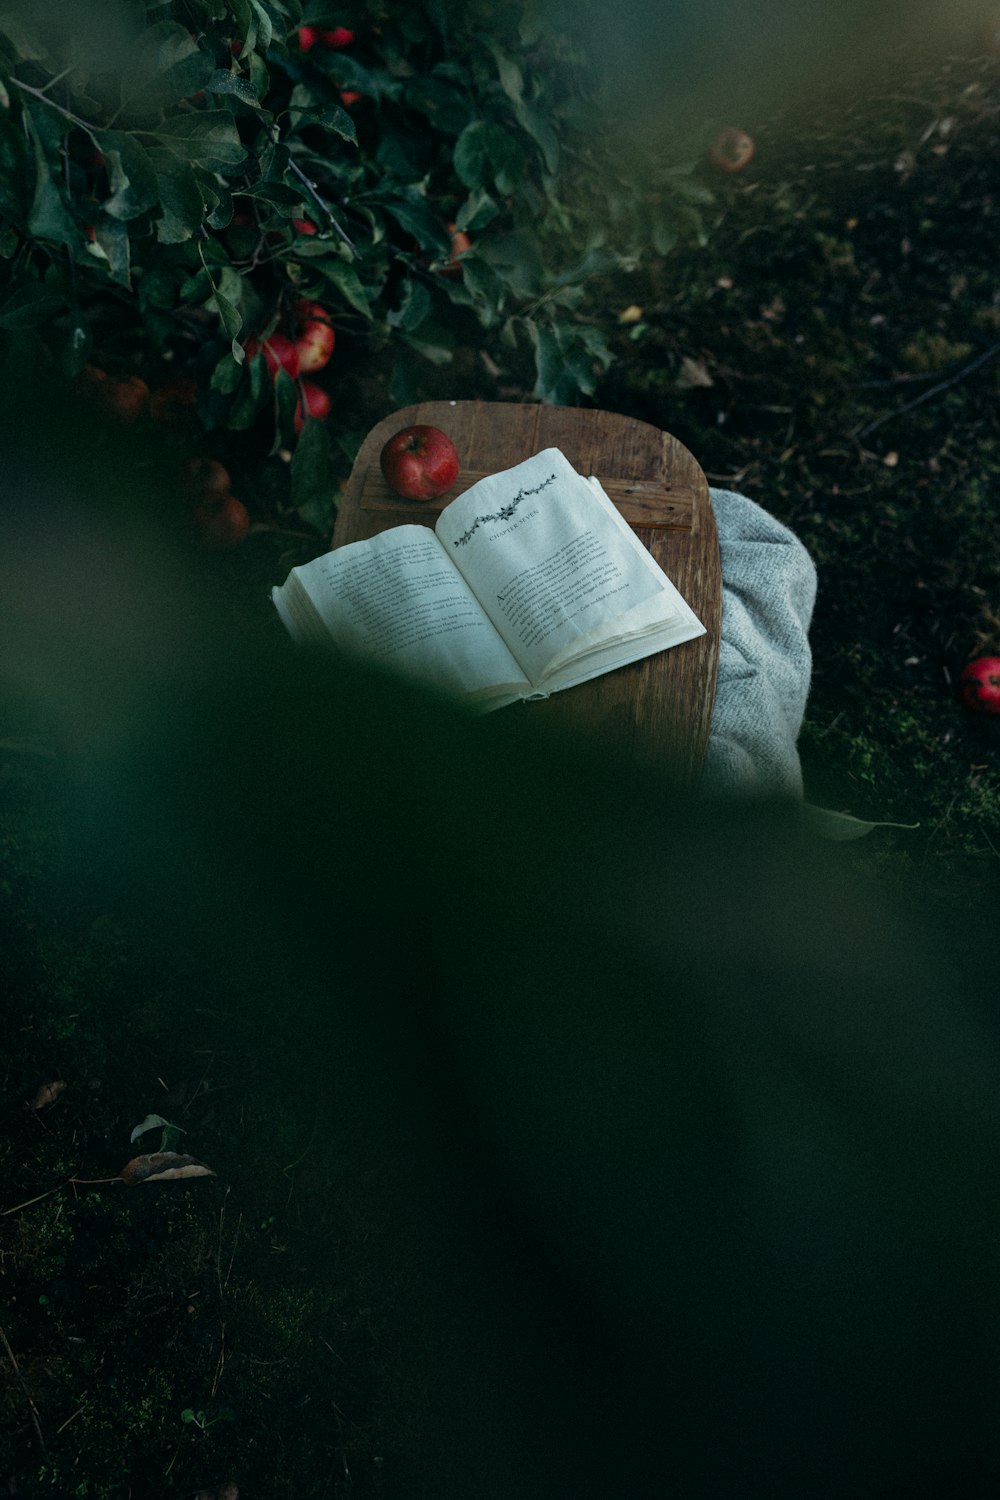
[0,1321,47,1457]
[855,341,1000,438]
[180,1052,215,1116]
[55,1403,86,1435]
[269,126,359,258]
[1,1185,64,1216]
[9,78,92,133]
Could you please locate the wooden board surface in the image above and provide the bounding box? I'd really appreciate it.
[333,401,722,781]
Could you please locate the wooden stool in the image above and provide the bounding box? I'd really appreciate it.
[333,401,722,782]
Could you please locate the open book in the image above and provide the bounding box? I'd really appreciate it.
[272,448,706,710]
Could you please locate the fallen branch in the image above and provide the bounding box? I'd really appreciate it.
[855,341,1000,438]
[0,1321,47,1457]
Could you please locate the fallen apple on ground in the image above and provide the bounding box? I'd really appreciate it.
[180,457,231,499]
[81,369,150,425]
[150,378,198,431]
[708,127,755,173]
[380,425,460,501]
[191,493,250,550]
[960,655,1000,714]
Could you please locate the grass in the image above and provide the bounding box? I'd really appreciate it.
[3,35,1000,1498]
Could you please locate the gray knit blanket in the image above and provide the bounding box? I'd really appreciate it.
[702,488,817,798]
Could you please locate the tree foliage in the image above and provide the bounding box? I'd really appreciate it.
[0,0,712,448]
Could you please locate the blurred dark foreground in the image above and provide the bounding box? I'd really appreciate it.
[3,394,1000,1498]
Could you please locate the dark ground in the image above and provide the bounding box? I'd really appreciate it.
[3,36,1000,1500]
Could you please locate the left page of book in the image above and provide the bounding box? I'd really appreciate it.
[272,525,532,706]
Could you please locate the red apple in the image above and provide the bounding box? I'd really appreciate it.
[380,425,460,501]
[150,378,198,431]
[292,217,318,236]
[294,380,332,434]
[708,127,755,174]
[960,655,1000,715]
[339,89,362,107]
[439,221,472,278]
[180,456,230,499]
[321,26,355,47]
[101,374,150,425]
[191,493,250,550]
[292,299,335,373]
[245,331,301,382]
[298,25,320,51]
[79,363,107,391]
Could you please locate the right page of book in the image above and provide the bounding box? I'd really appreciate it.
[434,449,703,689]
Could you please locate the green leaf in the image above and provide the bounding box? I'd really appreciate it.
[386,278,431,333]
[207,69,264,108]
[800,805,921,842]
[272,365,298,449]
[477,229,544,297]
[203,176,233,229]
[248,0,273,51]
[375,122,429,182]
[207,264,245,342]
[455,189,499,234]
[288,87,358,144]
[94,130,160,221]
[248,49,270,99]
[0,282,67,330]
[526,319,563,403]
[148,149,205,244]
[460,255,505,320]
[250,180,310,209]
[130,1113,181,1144]
[151,112,247,169]
[91,216,131,287]
[402,73,470,135]
[453,121,524,195]
[26,167,76,248]
[0,6,54,62]
[379,193,450,255]
[314,257,372,320]
[228,0,254,37]
[511,96,559,175]
[0,112,32,223]
[120,23,214,114]
[211,348,244,394]
[292,415,333,525]
[179,267,210,302]
[489,43,525,106]
[228,348,271,430]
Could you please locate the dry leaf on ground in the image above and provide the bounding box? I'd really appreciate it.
[676,355,714,389]
[118,1152,216,1185]
[32,1080,66,1110]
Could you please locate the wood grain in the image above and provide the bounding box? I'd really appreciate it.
[333,401,721,781]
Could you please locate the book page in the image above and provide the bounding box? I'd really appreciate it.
[434,449,669,684]
[279,526,530,702]
[537,476,706,682]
